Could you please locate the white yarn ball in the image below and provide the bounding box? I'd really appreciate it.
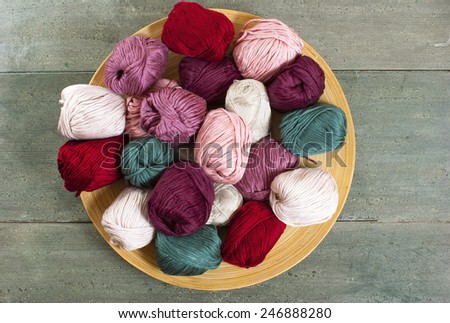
[270,168,339,227]
[58,84,125,140]
[225,79,271,143]
[101,186,155,251]
[207,183,243,226]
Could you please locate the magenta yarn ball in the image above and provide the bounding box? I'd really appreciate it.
[179,57,242,104]
[235,137,298,201]
[104,36,169,96]
[147,161,215,236]
[140,87,207,144]
[267,55,325,112]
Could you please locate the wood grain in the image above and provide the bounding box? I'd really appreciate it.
[1,0,449,72]
[1,223,448,302]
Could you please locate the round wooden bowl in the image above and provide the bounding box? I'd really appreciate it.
[83,9,355,290]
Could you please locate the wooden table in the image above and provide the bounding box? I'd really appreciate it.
[1,0,448,302]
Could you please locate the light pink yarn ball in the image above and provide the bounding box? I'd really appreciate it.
[233,19,304,83]
[125,79,180,139]
[195,108,251,184]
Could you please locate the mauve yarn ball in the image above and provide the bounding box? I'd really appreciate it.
[225,79,272,143]
[206,183,243,226]
[125,79,180,139]
[194,108,251,184]
[270,168,339,227]
[179,57,242,104]
[156,225,222,276]
[267,55,325,112]
[147,161,214,236]
[140,87,207,143]
[221,201,286,268]
[102,186,155,251]
[57,136,124,196]
[280,104,347,157]
[233,19,304,83]
[58,84,125,140]
[162,2,234,62]
[235,137,298,202]
[104,36,168,96]
[121,137,173,188]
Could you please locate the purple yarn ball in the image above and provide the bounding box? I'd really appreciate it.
[140,87,207,143]
[104,36,169,96]
[148,161,215,236]
[179,57,242,104]
[267,55,325,112]
[235,137,298,201]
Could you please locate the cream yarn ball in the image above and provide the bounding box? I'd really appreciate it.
[270,168,339,226]
[207,183,243,226]
[101,186,155,251]
[225,79,271,143]
[58,84,125,140]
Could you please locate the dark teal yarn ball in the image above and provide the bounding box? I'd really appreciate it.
[156,225,222,276]
[121,137,173,187]
[280,104,347,157]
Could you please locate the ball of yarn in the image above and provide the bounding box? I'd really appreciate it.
[179,57,242,104]
[101,186,154,251]
[235,137,298,201]
[162,2,234,62]
[221,201,286,268]
[207,184,243,226]
[57,84,125,140]
[195,108,251,184]
[270,168,339,226]
[233,19,304,83]
[156,225,222,276]
[147,161,214,236]
[57,135,123,196]
[267,55,325,112]
[125,79,180,139]
[280,104,347,157]
[121,137,173,187]
[104,36,168,96]
[225,79,272,143]
[140,87,207,143]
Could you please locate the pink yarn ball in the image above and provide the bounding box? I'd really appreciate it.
[125,79,180,139]
[233,19,304,83]
[105,36,169,96]
[140,87,207,143]
[235,137,298,201]
[195,108,251,184]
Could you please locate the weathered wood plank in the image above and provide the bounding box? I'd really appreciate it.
[0,0,449,72]
[0,222,448,302]
[1,71,448,222]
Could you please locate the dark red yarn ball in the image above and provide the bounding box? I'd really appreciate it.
[57,136,124,196]
[162,2,234,62]
[267,55,325,112]
[147,161,215,236]
[221,201,287,268]
[179,57,242,104]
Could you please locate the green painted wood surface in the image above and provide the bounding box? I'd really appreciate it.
[0,0,449,302]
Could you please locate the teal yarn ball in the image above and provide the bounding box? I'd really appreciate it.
[122,137,173,187]
[280,104,347,157]
[156,225,222,276]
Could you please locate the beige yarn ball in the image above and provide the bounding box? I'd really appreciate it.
[206,183,243,226]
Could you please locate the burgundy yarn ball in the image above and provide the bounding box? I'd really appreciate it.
[162,2,234,62]
[104,36,169,96]
[147,161,215,236]
[235,137,298,201]
[140,87,207,143]
[267,55,325,112]
[179,57,242,104]
[221,201,287,268]
[57,136,124,196]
